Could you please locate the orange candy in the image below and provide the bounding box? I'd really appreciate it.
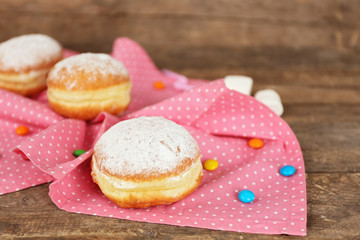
[153,81,166,90]
[16,126,30,136]
[248,138,264,149]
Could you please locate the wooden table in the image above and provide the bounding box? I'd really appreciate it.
[1,1,360,239]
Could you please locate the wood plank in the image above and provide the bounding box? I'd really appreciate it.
[146,46,360,77]
[283,103,360,124]
[306,173,360,239]
[255,85,360,104]
[1,9,360,51]
[292,122,360,173]
[1,0,360,26]
[1,173,359,239]
[289,116,360,144]
[3,12,360,92]
[282,104,360,173]
[181,68,360,90]
[302,149,360,173]
[0,1,358,239]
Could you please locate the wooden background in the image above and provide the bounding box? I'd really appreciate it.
[1,0,360,239]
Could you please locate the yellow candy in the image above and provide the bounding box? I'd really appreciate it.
[204,159,219,171]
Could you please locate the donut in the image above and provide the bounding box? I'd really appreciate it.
[91,116,203,208]
[0,34,62,96]
[46,53,131,120]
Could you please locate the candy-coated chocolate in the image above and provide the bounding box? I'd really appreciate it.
[238,189,255,203]
[203,159,219,171]
[15,126,30,136]
[73,149,86,157]
[153,81,166,90]
[280,165,296,177]
[248,138,264,149]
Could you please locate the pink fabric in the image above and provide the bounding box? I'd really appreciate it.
[0,37,306,236]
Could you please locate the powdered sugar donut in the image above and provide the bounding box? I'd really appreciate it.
[91,116,203,208]
[46,53,131,120]
[0,34,62,96]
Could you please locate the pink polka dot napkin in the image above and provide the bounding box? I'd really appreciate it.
[0,37,201,194]
[0,37,307,236]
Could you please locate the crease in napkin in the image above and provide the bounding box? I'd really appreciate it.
[0,37,306,236]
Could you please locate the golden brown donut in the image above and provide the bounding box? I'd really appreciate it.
[0,34,62,96]
[46,53,131,120]
[91,116,203,208]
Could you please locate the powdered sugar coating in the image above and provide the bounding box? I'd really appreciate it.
[0,34,62,72]
[48,53,128,90]
[94,116,200,178]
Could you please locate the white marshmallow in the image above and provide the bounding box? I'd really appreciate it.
[255,89,284,116]
[224,75,253,95]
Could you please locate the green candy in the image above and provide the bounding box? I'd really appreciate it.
[73,149,86,157]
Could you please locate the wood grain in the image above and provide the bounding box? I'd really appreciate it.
[1,0,360,52]
[0,0,360,239]
[1,173,359,239]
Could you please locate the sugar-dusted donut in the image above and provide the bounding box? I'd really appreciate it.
[0,34,62,96]
[46,53,131,120]
[91,116,203,208]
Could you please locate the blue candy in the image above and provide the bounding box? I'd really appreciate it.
[238,190,255,203]
[280,165,296,177]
